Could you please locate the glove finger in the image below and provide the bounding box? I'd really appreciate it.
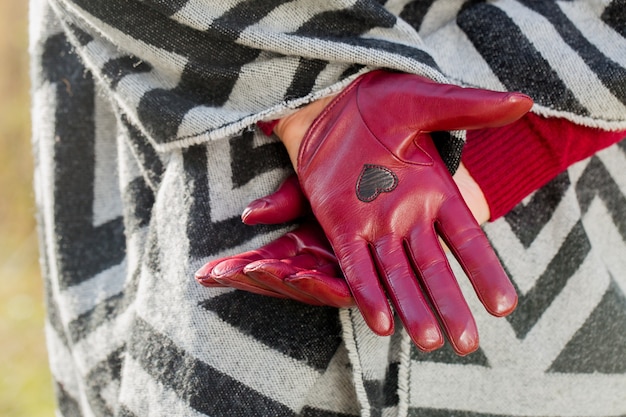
[335,239,395,336]
[418,87,533,133]
[194,275,227,288]
[195,257,231,286]
[194,256,234,287]
[196,256,262,287]
[372,235,444,352]
[195,245,278,285]
[251,252,341,279]
[208,258,278,296]
[218,223,331,266]
[242,175,310,225]
[265,253,322,271]
[406,227,479,355]
[437,197,518,317]
[357,72,532,139]
[244,260,325,305]
[286,272,355,308]
[197,229,307,281]
[265,251,347,306]
[209,259,289,299]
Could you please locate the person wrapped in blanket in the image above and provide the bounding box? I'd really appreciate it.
[197,70,626,356]
[33,0,626,415]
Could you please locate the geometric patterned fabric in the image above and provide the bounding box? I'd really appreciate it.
[30,0,626,415]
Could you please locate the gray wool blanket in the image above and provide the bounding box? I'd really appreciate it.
[30,0,626,416]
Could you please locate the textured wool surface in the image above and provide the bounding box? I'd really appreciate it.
[31,0,626,416]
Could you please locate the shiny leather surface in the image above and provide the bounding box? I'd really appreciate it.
[296,70,531,355]
[195,176,352,308]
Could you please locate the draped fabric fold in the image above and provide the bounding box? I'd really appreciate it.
[31,0,626,416]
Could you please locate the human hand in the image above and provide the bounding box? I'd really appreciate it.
[195,162,489,312]
[196,70,530,355]
[288,70,531,355]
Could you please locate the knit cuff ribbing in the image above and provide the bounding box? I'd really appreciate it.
[462,117,562,221]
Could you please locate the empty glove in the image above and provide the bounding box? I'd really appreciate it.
[195,176,353,308]
[294,70,532,355]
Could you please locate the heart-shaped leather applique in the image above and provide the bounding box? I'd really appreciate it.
[356,164,398,202]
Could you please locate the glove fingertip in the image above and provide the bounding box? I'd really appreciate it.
[241,176,310,225]
[195,275,224,287]
[205,259,250,281]
[486,286,518,317]
[361,305,395,336]
[194,260,220,283]
[241,200,267,225]
[500,92,534,122]
[505,92,534,110]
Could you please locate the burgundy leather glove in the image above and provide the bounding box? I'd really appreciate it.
[195,177,353,308]
[295,70,532,355]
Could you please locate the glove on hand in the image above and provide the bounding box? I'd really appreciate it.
[195,176,353,308]
[295,70,532,355]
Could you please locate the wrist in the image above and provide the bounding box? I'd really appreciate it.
[273,95,336,170]
[453,163,491,225]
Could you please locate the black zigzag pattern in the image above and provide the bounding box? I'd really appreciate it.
[66,268,139,344]
[127,317,296,417]
[69,0,289,143]
[399,0,438,32]
[518,0,626,105]
[102,56,152,90]
[503,172,570,248]
[576,154,626,242]
[119,115,164,191]
[122,176,155,234]
[506,221,591,339]
[284,58,331,102]
[362,362,400,412]
[137,0,190,17]
[42,32,125,289]
[408,408,508,417]
[199,291,342,371]
[602,0,626,38]
[412,341,489,367]
[299,407,358,417]
[294,0,397,39]
[549,280,626,374]
[457,3,588,115]
[229,129,291,188]
[504,146,626,341]
[184,130,291,259]
[84,346,125,416]
[293,0,440,69]
[66,22,93,46]
[500,154,626,339]
[55,381,83,417]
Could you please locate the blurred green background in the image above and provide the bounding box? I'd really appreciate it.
[0,2,56,416]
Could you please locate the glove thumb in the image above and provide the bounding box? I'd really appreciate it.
[242,175,310,225]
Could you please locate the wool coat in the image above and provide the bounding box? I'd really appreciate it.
[30,0,626,415]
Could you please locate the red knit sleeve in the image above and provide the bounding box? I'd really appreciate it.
[462,113,626,220]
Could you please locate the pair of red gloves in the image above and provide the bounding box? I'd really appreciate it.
[196,70,534,356]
